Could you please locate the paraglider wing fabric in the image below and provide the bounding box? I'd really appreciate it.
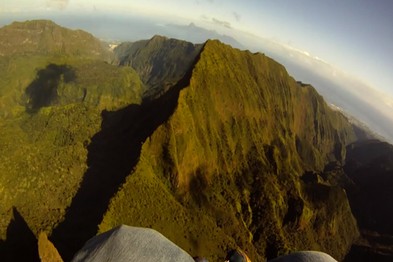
[71,225,195,262]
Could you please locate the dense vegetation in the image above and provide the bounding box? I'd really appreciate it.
[0,20,391,262]
[0,21,143,245]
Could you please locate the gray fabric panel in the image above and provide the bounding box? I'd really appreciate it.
[72,225,195,262]
[268,251,337,262]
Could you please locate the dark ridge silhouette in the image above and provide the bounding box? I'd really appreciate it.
[50,47,203,261]
[343,140,393,261]
[351,124,374,141]
[344,242,393,262]
[0,207,40,262]
[344,140,393,234]
[25,64,76,113]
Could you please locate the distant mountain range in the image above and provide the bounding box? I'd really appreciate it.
[0,20,391,262]
[163,22,244,49]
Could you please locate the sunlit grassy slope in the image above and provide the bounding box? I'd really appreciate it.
[99,40,359,261]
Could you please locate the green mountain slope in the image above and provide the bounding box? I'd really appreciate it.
[0,20,111,59]
[98,40,359,261]
[0,20,143,246]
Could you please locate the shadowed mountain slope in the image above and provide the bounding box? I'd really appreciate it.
[114,35,203,98]
[343,140,393,261]
[344,140,393,234]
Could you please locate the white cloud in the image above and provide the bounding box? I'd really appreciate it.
[211,17,232,29]
[46,0,69,10]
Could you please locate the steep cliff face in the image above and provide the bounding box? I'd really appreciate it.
[99,40,359,261]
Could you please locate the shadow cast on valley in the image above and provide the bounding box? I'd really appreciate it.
[343,140,393,261]
[0,207,40,262]
[25,64,76,113]
[49,53,201,261]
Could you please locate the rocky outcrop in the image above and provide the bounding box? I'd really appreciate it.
[38,232,63,262]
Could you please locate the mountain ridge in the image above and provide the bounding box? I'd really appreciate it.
[99,39,359,261]
[0,20,111,59]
